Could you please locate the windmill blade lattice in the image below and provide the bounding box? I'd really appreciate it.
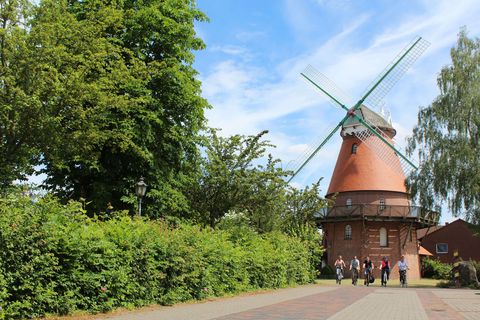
[362,37,430,110]
[287,36,429,182]
[353,117,417,176]
[301,65,352,111]
[287,121,344,182]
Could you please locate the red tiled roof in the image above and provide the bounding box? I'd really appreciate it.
[327,135,407,195]
[418,246,433,256]
[417,225,443,240]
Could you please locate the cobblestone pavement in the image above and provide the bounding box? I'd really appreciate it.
[100,285,480,320]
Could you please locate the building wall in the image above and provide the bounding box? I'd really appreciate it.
[323,220,421,280]
[420,219,480,263]
[333,191,410,207]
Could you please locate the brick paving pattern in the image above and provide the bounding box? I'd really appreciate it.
[98,285,480,320]
[328,288,428,320]
[431,290,480,320]
[213,286,369,320]
[417,289,463,320]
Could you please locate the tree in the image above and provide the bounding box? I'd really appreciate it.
[188,129,330,233]
[407,28,480,223]
[24,0,209,215]
[282,179,329,238]
[188,129,288,228]
[0,0,42,188]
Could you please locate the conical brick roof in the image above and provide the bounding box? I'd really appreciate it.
[326,106,407,197]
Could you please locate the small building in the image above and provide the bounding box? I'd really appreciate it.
[417,219,480,263]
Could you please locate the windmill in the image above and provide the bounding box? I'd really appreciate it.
[288,36,430,183]
[289,37,439,281]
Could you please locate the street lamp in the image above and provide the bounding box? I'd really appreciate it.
[135,177,147,216]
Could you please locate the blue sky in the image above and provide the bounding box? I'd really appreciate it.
[194,0,480,223]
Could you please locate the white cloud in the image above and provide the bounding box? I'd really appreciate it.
[236,31,266,42]
[210,45,248,56]
[199,0,480,192]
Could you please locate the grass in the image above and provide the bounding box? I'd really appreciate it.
[316,278,442,288]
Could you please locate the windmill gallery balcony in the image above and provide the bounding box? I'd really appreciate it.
[316,204,440,227]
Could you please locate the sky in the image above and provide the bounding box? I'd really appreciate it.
[193,0,480,223]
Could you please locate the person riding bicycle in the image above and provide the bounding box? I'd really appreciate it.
[379,256,390,287]
[334,255,346,284]
[363,256,374,286]
[398,255,409,287]
[350,255,360,286]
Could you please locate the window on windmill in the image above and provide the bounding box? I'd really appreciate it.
[379,227,388,247]
[344,225,352,240]
[346,198,352,209]
[379,198,386,210]
[436,243,448,254]
[351,143,358,154]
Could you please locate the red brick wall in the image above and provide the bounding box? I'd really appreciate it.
[333,191,410,206]
[420,219,480,263]
[323,220,421,280]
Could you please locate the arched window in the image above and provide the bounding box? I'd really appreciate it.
[345,225,352,240]
[379,227,388,247]
[346,198,352,209]
[379,198,386,210]
[351,143,358,154]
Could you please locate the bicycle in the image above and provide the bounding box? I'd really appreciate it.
[351,268,359,286]
[364,268,372,286]
[399,269,408,287]
[336,267,344,285]
[381,268,389,287]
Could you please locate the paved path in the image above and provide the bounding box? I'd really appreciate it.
[98,285,480,320]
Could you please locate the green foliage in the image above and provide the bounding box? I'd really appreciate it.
[188,129,289,229]
[188,129,328,237]
[320,264,335,276]
[0,0,210,216]
[407,28,480,223]
[35,0,209,216]
[0,0,41,187]
[0,192,317,319]
[421,258,451,280]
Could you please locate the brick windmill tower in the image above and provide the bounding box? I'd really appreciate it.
[289,37,439,280]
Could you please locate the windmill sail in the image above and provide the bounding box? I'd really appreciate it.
[287,121,344,183]
[362,37,430,110]
[301,65,352,111]
[288,36,429,182]
[353,120,416,177]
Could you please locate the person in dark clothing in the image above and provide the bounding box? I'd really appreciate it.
[363,256,374,286]
[379,256,390,286]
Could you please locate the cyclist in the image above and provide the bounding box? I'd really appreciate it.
[398,255,409,287]
[334,255,346,284]
[349,255,360,286]
[363,256,374,286]
[379,256,390,287]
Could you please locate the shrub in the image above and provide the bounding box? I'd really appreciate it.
[0,193,319,319]
[470,260,480,281]
[320,264,335,276]
[422,258,451,279]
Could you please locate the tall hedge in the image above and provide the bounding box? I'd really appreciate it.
[0,194,318,319]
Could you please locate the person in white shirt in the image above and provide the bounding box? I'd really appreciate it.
[398,255,409,287]
[349,255,360,286]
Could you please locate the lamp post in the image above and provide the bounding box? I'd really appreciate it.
[135,177,147,216]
